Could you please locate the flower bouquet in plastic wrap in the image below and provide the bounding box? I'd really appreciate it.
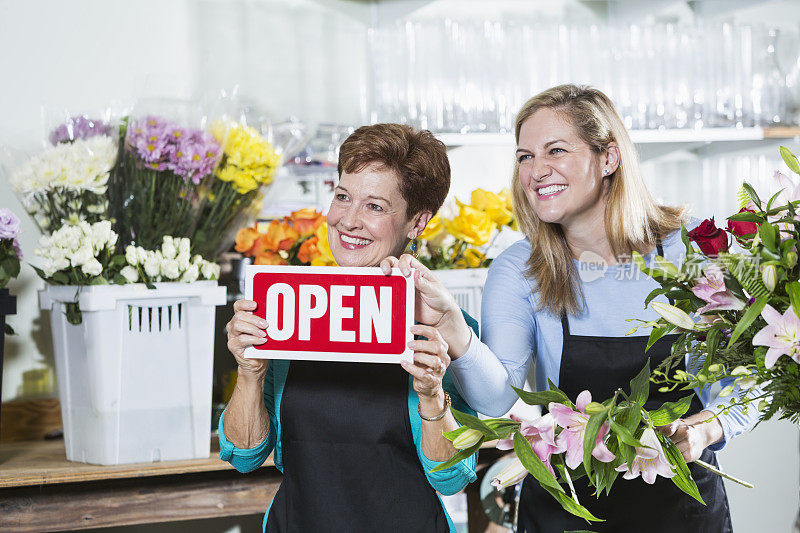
[7,114,118,234]
[108,99,222,250]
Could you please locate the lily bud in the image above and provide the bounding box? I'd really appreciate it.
[651,302,695,330]
[731,366,750,377]
[491,457,529,490]
[584,402,606,415]
[787,251,798,269]
[761,264,777,292]
[452,428,484,450]
[654,256,680,277]
[758,400,769,412]
[708,363,722,373]
[718,385,734,397]
[736,376,758,390]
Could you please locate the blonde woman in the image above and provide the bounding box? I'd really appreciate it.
[382,85,757,532]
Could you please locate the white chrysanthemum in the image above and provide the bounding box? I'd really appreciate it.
[181,263,199,283]
[161,258,180,280]
[81,258,103,277]
[120,265,139,283]
[201,261,220,280]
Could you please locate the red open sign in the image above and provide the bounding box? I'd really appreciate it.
[244,266,414,363]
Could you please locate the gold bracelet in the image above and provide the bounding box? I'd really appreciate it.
[418,391,451,422]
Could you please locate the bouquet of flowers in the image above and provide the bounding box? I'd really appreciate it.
[109,114,222,250]
[234,208,336,266]
[416,188,517,269]
[34,221,219,325]
[189,120,281,259]
[632,146,800,424]
[8,116,117,234]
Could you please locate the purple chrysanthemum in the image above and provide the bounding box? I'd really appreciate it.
[49,115,114,145]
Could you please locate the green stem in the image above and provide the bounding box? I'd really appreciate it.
[695,459,754,488]
[562,465,579,505]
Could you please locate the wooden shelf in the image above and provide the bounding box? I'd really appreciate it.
[0,437,274,489]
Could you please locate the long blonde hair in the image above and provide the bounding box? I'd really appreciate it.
[511,84,685,317]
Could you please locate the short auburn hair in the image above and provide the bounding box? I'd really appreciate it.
[337,123,450,219]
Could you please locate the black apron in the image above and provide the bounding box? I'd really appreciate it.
[518,244,732,533]
[265,360,450,533]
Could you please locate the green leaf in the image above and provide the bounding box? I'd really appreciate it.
[660,435,705,505]
[644,287,669,307]
[89,276,109,285]
[648,395,694,426]
[629,361,651,407]
[483,418,521,439]
[787,282,800,320]
[450,408,498,438]
[608,416,645,448]
[543,484,604,523]
[442,426,471,440]
[646,325,672,352]
[766,189,786,212]
[513,432,564,493]
[616,438,635,467]
[429,440,482,472]
[727,212,765,223]
[728,295,769,348]
[679,221,694,258]
[758,223,777,252]
[582,411,608,476]
[548,379,576,409]
[512,386,571,407]
[781,146,800,175]
[742,183,763,211]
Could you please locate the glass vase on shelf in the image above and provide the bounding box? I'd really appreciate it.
[753,28,788,127]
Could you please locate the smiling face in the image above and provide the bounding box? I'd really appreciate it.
[516,108,614,230]
[326,163,429,267]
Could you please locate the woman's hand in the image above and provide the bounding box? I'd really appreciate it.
[402,324,450,400]
[380,254,472,358]
[225,299,269,380]
[656,410,724,463]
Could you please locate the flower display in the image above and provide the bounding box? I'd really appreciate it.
[189,120,282,259]
[108,114,222,251]
[234,209,336,267]
[123,235,220,285]
[416,188,517,270]
[8,135,117,234]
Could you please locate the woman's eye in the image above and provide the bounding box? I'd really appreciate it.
[550,147,565,154]
[335,193,348,201]
[369,203,384,212]
[517,154,532,163]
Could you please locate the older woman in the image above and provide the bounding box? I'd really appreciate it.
[383,85,759,532]
[219,123,478,532]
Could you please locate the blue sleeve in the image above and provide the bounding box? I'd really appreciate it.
[218,363,278,473]
[411,316,480,496]
[449,246,536,416]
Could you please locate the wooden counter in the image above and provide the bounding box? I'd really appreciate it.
[0,438,282,532]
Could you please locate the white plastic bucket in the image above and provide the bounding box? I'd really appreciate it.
[40,281,227,465]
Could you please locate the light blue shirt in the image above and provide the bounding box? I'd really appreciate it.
[449,227,760,450]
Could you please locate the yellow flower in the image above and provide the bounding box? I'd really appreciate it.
[456,248,487,268]
[470,188,513,226]
[310,222,337,266]
[212,120,280,194]
[419,214,444,241]
[445,202,496,246]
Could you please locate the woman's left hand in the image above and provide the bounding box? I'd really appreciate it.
[402,324,450,399]
[656,410,724,463]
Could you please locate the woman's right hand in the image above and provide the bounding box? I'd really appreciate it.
[379,254,473,358]
[225,299,269,379]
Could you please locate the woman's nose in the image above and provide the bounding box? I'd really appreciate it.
[340,205,361,230]
[531,159,551,182]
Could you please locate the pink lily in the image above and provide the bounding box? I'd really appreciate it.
[752,304,800,368]
[496,414,565,476]
[614,427,675,484]
[691,264,745,315]
[549,391,615,470]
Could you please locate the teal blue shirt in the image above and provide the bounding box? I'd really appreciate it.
[218,312,480,533]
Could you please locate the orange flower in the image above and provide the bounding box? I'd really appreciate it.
[234,226,260,254]
[260,219,298,252]
[254,251,287,265]
[290,208,324,237]
[297,236,320,264]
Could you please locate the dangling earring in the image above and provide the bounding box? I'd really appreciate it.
[409,238,419,257]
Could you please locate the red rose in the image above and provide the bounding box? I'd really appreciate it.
[687,218,729,255]
[727,208,759,238]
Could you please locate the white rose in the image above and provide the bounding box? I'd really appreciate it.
[70,244,94,267]
[201,261,220,280]
[181,263,199,283]
[120,265,139,283]
[161,258,180,280]
[192,254,203,265]
[43,259,57,277]
[136,246,148,264]
[91,221,112,248]
[177,251,190,270]
[52,256,70,272]
[143,254,161,278]
[177,238,190,256]
[125,245,139,266]
[161,236,176,259]
[81,258,103,277]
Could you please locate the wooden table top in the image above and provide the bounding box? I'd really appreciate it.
[0,436,275,489]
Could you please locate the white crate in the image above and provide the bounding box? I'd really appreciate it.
[432,268,488,328]
[39,281,226,465]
